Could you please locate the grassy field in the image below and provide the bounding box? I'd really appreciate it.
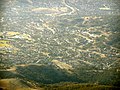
[0,79,120,90]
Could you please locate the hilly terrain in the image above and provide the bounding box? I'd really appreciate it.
[0,0,120,90]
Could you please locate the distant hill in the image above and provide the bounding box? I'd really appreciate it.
[0,64,120,87]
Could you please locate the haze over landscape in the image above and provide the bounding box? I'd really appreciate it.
[0,0,120,90]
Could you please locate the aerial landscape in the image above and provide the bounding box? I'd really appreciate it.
[0,0,120,90]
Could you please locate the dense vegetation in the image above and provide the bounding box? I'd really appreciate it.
[43,83,120,90]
